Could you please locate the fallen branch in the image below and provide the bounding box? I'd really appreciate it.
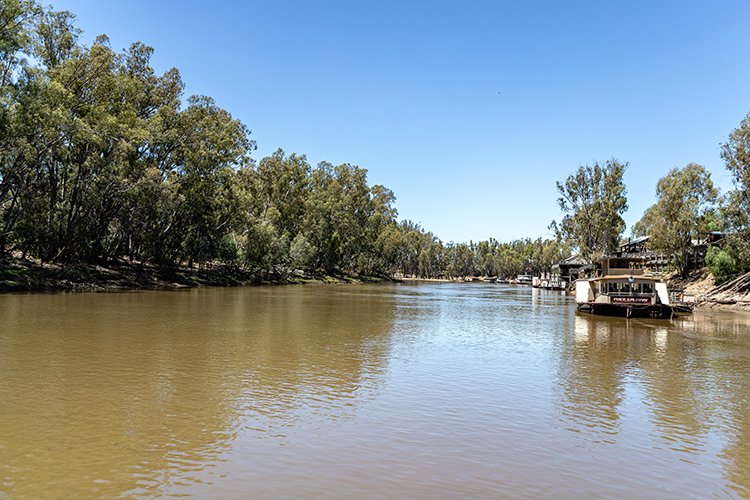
[700,271,750,305]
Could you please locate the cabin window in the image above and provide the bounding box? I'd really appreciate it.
[605,282,654,295]
[606,282,633,294]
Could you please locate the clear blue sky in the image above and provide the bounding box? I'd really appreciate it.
[49,1,750,243]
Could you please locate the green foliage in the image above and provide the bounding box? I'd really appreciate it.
[721,111,750,230]
[289,233,315,273]
[705,246,737,284]
[719,112,750,272]
[0,0,636,284]
[633,163,717,272]
[242,219,288,276]
[722,230,750,275]
[552,159,628,262]
[0,0,40,86]
[379,221,570,280]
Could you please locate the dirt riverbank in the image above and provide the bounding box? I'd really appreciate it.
[668,268,750,312]
[0,258,389,293]
[4,259,749,315]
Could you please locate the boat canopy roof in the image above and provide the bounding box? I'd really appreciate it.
[589,275,663,282]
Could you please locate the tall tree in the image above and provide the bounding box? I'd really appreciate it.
[0,0,40,254]
[551,159,628,262]
[238,149,309,275]
[632,163,717,273]
[173,95,252,266]
[721,111,750,230]
[0,0,39,86]
[719,111,750,273]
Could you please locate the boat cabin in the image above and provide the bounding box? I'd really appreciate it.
[575,255,690,318]
[576,256,670,307]
[576,276,670,306]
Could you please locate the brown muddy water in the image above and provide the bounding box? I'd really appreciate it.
[1,283,749,498]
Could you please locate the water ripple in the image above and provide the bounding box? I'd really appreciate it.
[1,285,749,497]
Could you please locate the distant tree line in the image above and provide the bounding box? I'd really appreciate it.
[0,1,569,281]
[381,223,569,279]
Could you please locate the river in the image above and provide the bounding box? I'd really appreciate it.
[1,283,749,498]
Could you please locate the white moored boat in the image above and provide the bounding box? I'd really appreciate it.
[575,256,692,319]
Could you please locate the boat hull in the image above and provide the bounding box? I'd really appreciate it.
[577,302,692,319]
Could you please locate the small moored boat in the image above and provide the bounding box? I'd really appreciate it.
[516,274,533,285]
[575,256,692,319]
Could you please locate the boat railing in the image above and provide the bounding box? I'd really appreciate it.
[605,268,645,276]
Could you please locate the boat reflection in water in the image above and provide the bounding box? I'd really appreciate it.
[561,313,750,497]
[1,284,749,498]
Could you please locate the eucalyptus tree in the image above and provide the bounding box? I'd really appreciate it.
[394,219,423,276]
[2,0,585,283]
[551,159,628,263]
[632,163,717,272]
[8,12,102,262]
[2,13,167,262]
[494,244,523,278]
[173,95,252,266]
[302,161,339,272]
[446,242,474,278]
[721,111,750,227]
[289,232,315,272]
[328,163,375,272]
[358,184,397,275]
[0,0,41,254]
[301,161,397,275]
[375,223,406,275]
[237,149,310,274]
[532,238,569,274]
[114,50,187,264]
[0,0,39,86]
[719,111,750,273]
[248,149,310,235]
[475,239,498,276]
[388,220,446,277]
[2,1,255,265]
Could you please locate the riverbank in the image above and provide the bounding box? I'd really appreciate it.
[4,258,749,314]
[667,268,750,312]
[0,258,391,293]
[399,276,453,283]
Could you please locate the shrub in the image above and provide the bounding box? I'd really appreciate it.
[705,246,737,284]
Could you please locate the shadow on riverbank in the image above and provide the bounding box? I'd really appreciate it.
[0,258,393,293]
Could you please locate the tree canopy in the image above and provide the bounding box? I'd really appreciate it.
[551,159,628,262]
[0,2,397,275]
[632,163,717,272]
[721,112,750,230]
[12,0,750,285]
[718,111,750,275]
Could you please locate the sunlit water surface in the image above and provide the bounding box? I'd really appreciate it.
[1,283,749,498]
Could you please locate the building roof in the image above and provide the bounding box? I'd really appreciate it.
[559,254,588,266]
[620,236,649,248]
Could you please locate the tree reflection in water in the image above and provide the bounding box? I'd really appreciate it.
[0,286,395,497]
[560,312,750,497]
